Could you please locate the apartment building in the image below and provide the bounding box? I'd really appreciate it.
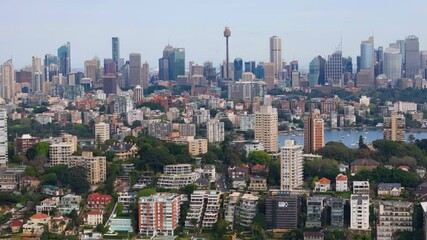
[350,194,370,231]
[188,139,208,156]
[328,197,345,228]
[164,164,192,175]
[353,181,370,194]
[376,201,413,240]
[95,122,110,143]
[14,134,40,154]
[49,142,74,166]
[138,193,180,237]
[185,190,221,229]
[239,193,259,227]
[306,196,326,228]
[68,154,107,185]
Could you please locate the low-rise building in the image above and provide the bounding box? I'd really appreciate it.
[84,210,104,226]
[377,183,403,197]
[306,196,326,228]
[156,172,200,189]
[36,197,60,213]
[164,164,192,174]
[328,197,345,228]
[376,201,413,240]
[304,232,324,240]
[110,217,133,233]
[23,213,51,236]
[314,177,331,192]
[239,193,259,227]
[248,176,267,191]
[353,181,370,194]
[58,193,81,215]
[87,192,112,209]
[14,134,40,154]
[48,215,70,234]
[335,174,348,192]
[350,158,380,174]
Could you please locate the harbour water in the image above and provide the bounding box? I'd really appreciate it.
[279,129,427,148]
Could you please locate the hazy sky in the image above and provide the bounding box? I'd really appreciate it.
[1,0,426,70]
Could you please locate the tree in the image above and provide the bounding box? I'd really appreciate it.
[214,219,228,238]
[136,188,156,198]
[304,158,340,180]
[248,150,271,165]
[41,173,57,185]
[220,118,234,131]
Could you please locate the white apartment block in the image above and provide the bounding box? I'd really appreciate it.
[58,193,82,215]
[376,201,413,240]
[353,181,370,194]
[280,140,304,191]
[207,119,225,143]
[185,190,221,229]
[138,193,180,237]
[335,174,348,192]
[244,141,265,157]
[157,173,200,189]
[127,109,144,125]
[393,101,417,113]
[239,113,255,131]
[164,164,192,175]
[239,193,259,227]
[350,194,370,231]
[95,122,110,143]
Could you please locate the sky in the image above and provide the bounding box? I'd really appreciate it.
[1,0,426,70]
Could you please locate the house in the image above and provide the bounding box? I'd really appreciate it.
[338,163,349,173]
[315,178,331,192]
[41,185,64,196]
[48,215,70,234]
[84,210,104,226]
[110,143,138,161]
[350,158,380,173]
[58,194,81,215]
[87,192,112,209]
[353,181,370,194]
[378,183,403,197]
[228,165,249,180]
[248,176,267,191]
[194,178,210,189]
[231,177,247,189]
[36,197,60,213]
[304,231,324,240]
[23,213,51,235]
[19,176,40,190]
[9,219,23,233]
[335,174,348,192]
[251,164,268,174]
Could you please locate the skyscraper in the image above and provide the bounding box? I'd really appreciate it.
[112,37,120,73]
[103,58,116,76]
[103,75,117,95]
[58,42,71,76]
[309,56,326,87]
[84,60,98,82]
[280,140,303,191]
[0,108,7,167]
[169,48,185,80]
[32,56,43,92]
[1,59,15,100]
[421,51,427,79]
[357,37,375,88]
[270,36,282,78]
[44,54,58,81]
[383,46,402,83]
[129,53,141,87]
[234,58,243,81]
[325,50,343,87]
[405,35,420,78]
[141,62,149,89]
[255,105,278,153]
[303,110,324,153]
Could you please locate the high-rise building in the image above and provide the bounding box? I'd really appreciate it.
[207,119,224,143]
[325,50,343,87]
[396,39,406,73]
[280,140,303,191]
[103,75,117,95]
[133,85,144,104]
[84,60,98,83]
[303,110,324,153]
[112,37,120,73]
[383,112,405,141]
[309,56,326,87]
[44,54,58,81]
[141,62,149,89]
[234,58,243,81]
[0,109,7,167]
[357,37,375,88]
[1,59,15,100]
[263,62,275,90]
[376,201,413,240]
[103,58,116,76]
[58,42,71,76]
[138,193,180,237]
[95,122,110,143]
[383,46,402,82]
[350,194,370,230]
[266,193,300,230]
[129,53,141,87]
[405,35,420,78]
[244,61,256,73]
[169,48,185,80]
[421,50,427,79]
[376,46,384,76]
[270,36,282,78]
[32,56,43,93]
[255,105,278,153]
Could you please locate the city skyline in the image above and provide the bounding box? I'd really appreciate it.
[1,1,427,69]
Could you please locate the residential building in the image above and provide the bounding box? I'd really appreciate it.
[270,36,282,78]
[304,232,324,240]
[36,197,60,213]
[185,190,221,229]
[306,196,326,228]
[138,193,180,236]
[280,139,303,191]
[164,164,192,174]
[49,142,74,166]
[304,110,324,153]
[335,174,348,192]
[383,112,405,141]
[48,215,70,234]
[239,193,259,227]
[14,134,40,155]
[350,158,380,173]
[255,105,278,153]
[239,113,255,131]
[207,119,224,143]
[329,197,345,228]
[67,154,107,185]
[129,53,141,87]
[114,95,134,114]
[84,210,103,226]
[156,173,200,189]
[350,194,370,230]
[266,192,300,230]
[248,176,267,191]
[87,192,112,209]
[23,213,51,235]
[188,139,208,156]
[244,141,264,157]
[134,85,144,103]
[0,109,7,167]
[421,202,427,240]
[314,177,331,192]
[95,122,110,143]
[353,181,370,194]
[376,201,413,240]
[227,79,267,101]
[377,183,402,197]
[110,217,133,233]
[58,193,81,215]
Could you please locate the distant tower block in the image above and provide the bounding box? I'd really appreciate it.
[224,26,231,83]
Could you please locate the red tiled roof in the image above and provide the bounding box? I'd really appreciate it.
[336,174,347,181]
[87,210,103,215]
[10,219,23,227]
[30,213,50,219]
[317,177,331,184]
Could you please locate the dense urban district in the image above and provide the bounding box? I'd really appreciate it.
[1,31,427,240]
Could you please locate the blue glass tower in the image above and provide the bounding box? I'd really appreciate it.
[234,58,243,81]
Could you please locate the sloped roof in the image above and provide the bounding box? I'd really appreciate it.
[317,177,331,184]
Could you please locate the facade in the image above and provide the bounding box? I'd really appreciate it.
[266,193,300,230]
[227,79,267,101]
[280,140,303,191]
[325,50,343,87]
[239,113,254,131]
[206,119,224,143]
[156,173,200,189]
[59,193,81,215]
[112,37,120,71]
[303,110,324,153]
[255,105,278,153]
[133,85,144,103]
[350,194,370,230]
[57,42,71,76]
[138,193,180,237]
[142,62,150,89]
[234,58,243,81]
[383,46,402,82]
[270,36,282,78]
[0,109,7,167]
[129,53,141,87]
[405,35,420,78]
[248,176,267,191]
[314,177,331,192]
[377,183,402,197]
[358,37,375,88]
[84,59,98,82]
[309,56,326,86]
[188,139,208,156]
[95,122,110,143]
[84,210,104,226]
[239,193,259,227]
[185,190,221,229]
[383,112,405,141]
[49,142,74,166]
[306,196,325,228]
[353,181,370,194]
[329,197,345,228]
[169,48,185,80]
[1,60,15,100]
[114,95,134,114]
[376,201,413,240]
